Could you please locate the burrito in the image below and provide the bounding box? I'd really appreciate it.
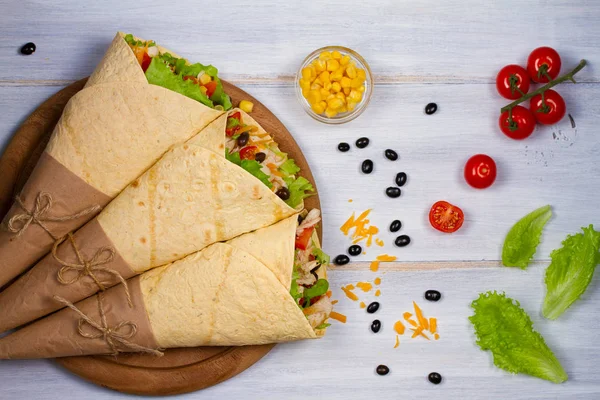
[0,211,332,359]
[0,109,313,333]
[0,32,231,288]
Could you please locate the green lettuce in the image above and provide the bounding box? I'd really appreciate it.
[502,205,552,269]
[303,279,329,305]
[225,149,241,166]
[290,268,302,303]
[543,225,600,320]
[316,323,331,329]
[283,176,314,209]
[240,160,272,188]
[470,291,568,384]
[312,246,330,266]
[279,159,301,177]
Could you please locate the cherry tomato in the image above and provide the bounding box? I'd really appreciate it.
[239,145,258,160]
[529,89,566,125]
[226,111,242,137]
[429,201,464,233]
[496,65,530,100]
[499,105,536,140]
[464,154,497,189]
[204,81,217,97]
[295,226,315,250]
[527,47,561,83]
[141,52,152,73]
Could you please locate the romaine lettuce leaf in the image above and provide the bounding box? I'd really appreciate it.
[289,269,302,303]
[502,205,552,269]
[470,291,568,384]
[279,158,301,177]
[312,246,330,266]
[316,323,331,329]
[240,160,272,188]
[543,225,600,320]
[283,176,314,208]
[225,149,241,166]
[303,279,329,304]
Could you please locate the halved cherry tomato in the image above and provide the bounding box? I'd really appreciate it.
[499,105,536,140]
[295,226,315,250]
[226,111,242,137]
[529,89,566,125]
[141,52,152,73]
[527,47,561,83]
[464,154,497,189]
[429,201,464,233]
[239,146,258,160]
[204,81,217,97]
[496,65,530,100]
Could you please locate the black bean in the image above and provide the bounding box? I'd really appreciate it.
[20,42,36,55]
[395,235,411,247]
[254,152,266,163]
[367,302,380,314]
[370,319,381,333]
[395,172,407,187]
[425,290,441,302]
[338,142,350,152]
[428,372,442,384]
[236,132,249,147]
[385,187,401,198]
[356,137,370,149]
[348,245,362,256]
[389,220,402,232]
[361,159,373,174]
[425,102,438,115]
[376,365,390,376]
[384,149,398,161]
[333,254,350,265]
[275,187,290,201]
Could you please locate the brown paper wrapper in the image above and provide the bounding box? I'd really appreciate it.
[0,153,110,289]
[0,276,158,359]
[0,218,135,333]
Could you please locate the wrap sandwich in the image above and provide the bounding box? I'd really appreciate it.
[0,210,332,359]
[0,32,234,288]
[0,109,315,333]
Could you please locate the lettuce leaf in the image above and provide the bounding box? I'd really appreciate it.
[145,57,214,108]
[284,176,314,208]
[470,291,568,384]
[279,158,301,178]
[289,269,302,303]
[312,246,330,266]
[303,279,329,304]
[316,323,331,329]
[543,225,600,320]
[502,205,552,269]
[225,149,241,166]
[240,160,272,188]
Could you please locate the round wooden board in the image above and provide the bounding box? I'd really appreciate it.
[0,78,322,396]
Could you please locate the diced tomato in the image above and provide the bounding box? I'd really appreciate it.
[310,295,322,305]
[295,226,314,250]
[141,52,152,73]
[226,111,242,137]
[309,254,316,261]
[183,75,199,84]
[204,81,217,97]
[239,146,258,160]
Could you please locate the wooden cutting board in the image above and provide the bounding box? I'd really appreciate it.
[0,78,322,396]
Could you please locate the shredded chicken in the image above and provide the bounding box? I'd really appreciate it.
[304,296,333,329]
[296,209,321,236]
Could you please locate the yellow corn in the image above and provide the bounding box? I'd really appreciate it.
[311,102,326,114]
[358,85,365,92]
[308,90,322,105]
[314,59,326,72]
[347,100,357,111]
[340,76,352,88]
[338,104,348,113]
[319,51,332,60]
[325,107,338,118]
[346,65,357,79]
[327,97,344,110]
[319,70,330,83]
[323,81,332,91]
[349,89,362,102]
[239,100,254,113]
[330,69,344,82]
[336,92,346,101]
[199,86,208,95]
[301,67,314,80]
[332,50,342,59]
[357,68,366,80]
[340,55,351,65]
[319,100,327,110]
[299,78,311,90]
[343,87,351,95]
[199,73,212,85]
[331,82,341,93]
[326,93,336,101]
[313,77,322,86]
[327,59,340,72]
[320,88,330,98]
[302,88,310,98]
[310,82,322,90]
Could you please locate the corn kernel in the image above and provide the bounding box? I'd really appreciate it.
[330,69,344,82]
[319,100,327,110]
[343,87,351,95]
[301,67,314,80]
[332,50,342,60]
[351,77,363,88]
[308,90,322,105]
[325,107,338,118]
[299,78,311,90]
[239,100,254,113]
[311,102,326,114]
[331,82,341,93]
[336,92,346,101]
[358,85,365,92]
[346,65,357,79]
[319,71,330,83]
[199,86,208,95]
[313,59,326,73]
[323,81,332,91]
[340,76,352,88]
[320,88,330,98]
[313,77,322,86]
[327,59,340,72]
[338,105,348,113]
[327,98,344,110]
[326,93,336,101]
[318,51,332,60]
[199,73,212,85]
[302,88,310,98]
[310,82,322,90]
[347,100,357,111]
[340,55,351,66]
[357,68,366,80]
[349,89,362,102]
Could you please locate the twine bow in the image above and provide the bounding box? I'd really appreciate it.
[7,192,101,240]
[52,233,132,307]
[54,294,163,357]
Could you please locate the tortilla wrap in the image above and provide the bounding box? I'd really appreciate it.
[0,32,223,289]
[0,134,297,333]
[0,217,321,359]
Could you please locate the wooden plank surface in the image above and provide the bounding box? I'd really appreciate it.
[0,0,599,398]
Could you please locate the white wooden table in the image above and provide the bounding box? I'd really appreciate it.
[1,1,600,398]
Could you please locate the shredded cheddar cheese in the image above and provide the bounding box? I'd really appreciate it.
[356,282,373,292]
[413,301,429,330]
[394,335,400,349]
[342,284,359,301]
[340,209,381,248]
[374,277,381,285]
[429,318,437,334]
[330,311,347,323]
[394,321,405,335]
[348,199,353,203]
[331,300,339,305]
[376,254,397,262]
[434,333,440,340]
[375,290,381,297]
[359,301,366,309]
[369,260,380,272]
[375,238,384,247]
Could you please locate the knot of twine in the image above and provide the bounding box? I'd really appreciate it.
[52,233,132,307]
[54,294,163,357]
[7,192,101,240]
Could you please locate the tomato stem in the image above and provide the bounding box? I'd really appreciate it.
[501,59,587,113]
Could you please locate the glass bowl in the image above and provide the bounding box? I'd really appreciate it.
[295,46,373,124]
